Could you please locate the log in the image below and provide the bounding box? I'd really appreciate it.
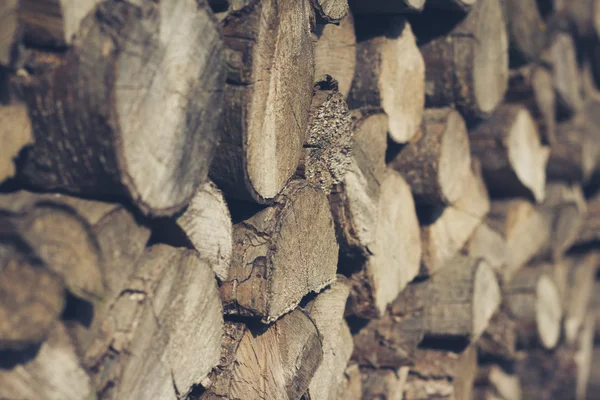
[505,64,556,145]
[16,0,225,216]
[0,230,64,351]
[304,279,353,400]
[210,0,314,204]
[347,17,424,143]
[314,12,356,97]
[389,108,471,207]
[545,32,583,117]
[348,0,425,14]
[501,0,547,65]
[487,199,550,282]
[477,308,517,362]
[0,0,20,68]
[504,266,562,349]
[89,245,223,400]
[221,180,338,323]
[342,168,421,318]
[297,76,354,194]
[470,104,550,203]
[311,0,349,23]
[564,252,600,345]
[473,364,522,400]
[463,223,508,275]
[516,347,579,399]
[0,323,93,400]
[361,367,410,400]
[393,255,501,343]
[336,364,363,400]
[558,0,600,39]
[202,309,323,400]
[575,314,595,400]
[404,346,478,400]
[420,161,490,275]
[0,191,104,303]
[0,101,33,184]
[419,0,509,119]
[575,192,600,245]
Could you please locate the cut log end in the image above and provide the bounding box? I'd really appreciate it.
[312,0,349,23]
[473,259,503,340]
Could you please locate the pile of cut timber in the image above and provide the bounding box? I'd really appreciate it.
[2,0,600,399]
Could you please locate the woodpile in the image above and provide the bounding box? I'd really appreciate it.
[2,0,600,399]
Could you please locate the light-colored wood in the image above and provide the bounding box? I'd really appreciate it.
[463,223,508,276]
[390,108,471,207]
[348,0,425,14]
[0,102,33,184]
[17,0,225,216]
[336,364,363,400]
[546,32,583,117]
[0,323,93,400]
[210,0,314,203]
[347,18,424,143]
[314,13,356,98]
[0,0,20,67]
[575,314,595,400]
[221,180,338,323]
[404,346,478,400]
[361,367,410,400]
[420,161,490,275]
[474,365,522,400]
[576,192,600,245]
[90,245,223,400]
[297,77,354,194]
[202,309,323,400]
[470,104,550,203]
[311,0,348,23]
[420,0,508,118]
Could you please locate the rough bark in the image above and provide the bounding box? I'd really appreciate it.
[516,347,578,399]
[297,76,354,194]
[477,308,518,362]
[305,279,353,400]
[348,17,424,143]
[0,101,33,184]
[0,323,93,400]
[0,191,104,303]
[470,104,550,203]
[202,309,323,400]
[361,367,410,400]
[393,255,501,343]
[505,64,556,145]
[0,0,21,68]
[501,0,547,65]
[463,223,508,276]
[210,0,315,204]
[16,0,224,217]
[404,346,478,400]
[315,12,356,97]
[473,364,522,400]
[504,266,562,349]
[89,245,223,400]
[389,108,471,207]
[487,199,550,282]
[420,161,491,275]
[575,192,600,245]
[221,180,338,323]
[419,0,508,119]
[348,0,425,14]
[311,0,349,23]
[545,32,583,117]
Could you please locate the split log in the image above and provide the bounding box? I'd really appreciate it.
[0,231,64,351]
[336,364,363,400]
[0,323,93,400]
[0,0,20,68]
[473,365,522,400]
[88,245,223,400]
[0,191,104,303]
[221,180,338,323]
[361,367,410,400]
[404,346,478,400]
[297,77,354,194]
[348,0,425,14]
[575,192,600,245]
[312,0,349,23]
[505,64,556,145]
[210,0,314,204]
[563,252,600,345]
[304,279,353,400]
[202,309,323,400]
[0,101,33,184]
[516,347,579,399]
[420,161,490,275]
[393,255,501,343]
[501,0,546,65]
[463,223,508,275]
[314,12,356,97]
[389,108,471,207]
[347,18,424,143]
[545,32,583,117]
[16,0,225,216]
[504,266,562,349]
[470,104,550,203]
[487,199,550,282]
[419,0,509,119]
[477,308,517,362]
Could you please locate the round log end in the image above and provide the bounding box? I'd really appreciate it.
[472,259,501,340]
[439,109,472,205]
[536,274,562,349]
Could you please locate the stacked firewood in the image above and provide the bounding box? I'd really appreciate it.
[1,0,600,399]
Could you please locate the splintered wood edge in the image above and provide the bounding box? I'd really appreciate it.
[535,274,562,349]
[472,260,501,340]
